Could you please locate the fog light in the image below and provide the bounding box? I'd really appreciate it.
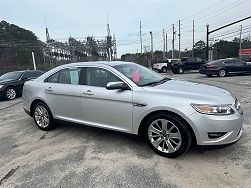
[208,132,227,139]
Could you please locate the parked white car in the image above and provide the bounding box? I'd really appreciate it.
[153,59,181,73]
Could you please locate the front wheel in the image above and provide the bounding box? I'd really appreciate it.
[5,87,17,100]
[33,102,55,131]
[144,114,192,158]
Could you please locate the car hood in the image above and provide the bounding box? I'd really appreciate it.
[0,79,17,85]
[143,79,235,105]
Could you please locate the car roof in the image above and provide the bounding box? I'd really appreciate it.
[59,61,134,68]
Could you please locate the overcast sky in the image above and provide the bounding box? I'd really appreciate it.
[0,0,251,57]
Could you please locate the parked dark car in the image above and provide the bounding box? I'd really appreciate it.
[0,70,44,100]
[199,58,251,77]
[171,57,205,74]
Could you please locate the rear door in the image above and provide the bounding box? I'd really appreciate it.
[43,67,83,122]
[224,59,242,72]
[80,66,133,133]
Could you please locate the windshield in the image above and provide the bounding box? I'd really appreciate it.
[113,63,166,86]
[0,71,23,81]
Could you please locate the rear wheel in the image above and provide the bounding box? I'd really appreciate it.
[33,102,55,131]
[5,87,17,100]
[161,67,167,73]
[178,67,184,74]
[218,69,227,77]
[144,114,192,158]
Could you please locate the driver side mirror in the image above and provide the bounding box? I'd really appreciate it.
[106,82,130,90]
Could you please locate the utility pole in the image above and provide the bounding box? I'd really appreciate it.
[206,16,251,61]
[239,25,242,58]
[192,20,195,57]
[172,24,175,59]
[165,33,168,58]
[32,52,36,70]
[206,24,209,61]
[150,31,153,68]
[140,21,143,54]
[178,20,181,59]
[163,29,165,60]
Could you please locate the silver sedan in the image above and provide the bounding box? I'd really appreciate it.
[22,61,243,157]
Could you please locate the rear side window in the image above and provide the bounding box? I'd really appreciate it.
[45,68,81,85]
[45,71,60,83]
[224,60,235,64]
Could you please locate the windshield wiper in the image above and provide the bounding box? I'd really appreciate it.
[141,78,170,87]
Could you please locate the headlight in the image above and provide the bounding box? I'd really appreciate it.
[0,85,4,89]
[191,103,234,115]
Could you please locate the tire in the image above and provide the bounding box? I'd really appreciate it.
[5,87,17,100]
[218,69,227,77]
[177,67,184,74]
[206,74,212,77]
[143,113,192,158]
[172,70,178,74]
[161,67,167,73]
[32,102,55,131]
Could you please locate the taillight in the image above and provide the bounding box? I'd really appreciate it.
[206,64,215,68]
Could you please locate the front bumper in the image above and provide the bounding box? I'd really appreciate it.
[189,110,243,145]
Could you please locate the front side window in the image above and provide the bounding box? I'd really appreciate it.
[85,67,121,87]
[113,63,166,86]
[22,71,42,79]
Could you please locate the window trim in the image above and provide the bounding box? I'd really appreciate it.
[43,65,133,90]
[80,65,132,90]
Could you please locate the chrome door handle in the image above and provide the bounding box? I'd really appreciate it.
[45,87,53,92]
[83,90,94,95]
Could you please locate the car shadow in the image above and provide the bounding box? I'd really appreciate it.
[51,121,241,159]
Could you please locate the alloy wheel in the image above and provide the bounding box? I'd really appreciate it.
[6,88,16,100]
[34,106,50,128]
[148,119,182,154]
[219,69,226,77]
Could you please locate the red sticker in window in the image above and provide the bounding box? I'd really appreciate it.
[133,70,139,82]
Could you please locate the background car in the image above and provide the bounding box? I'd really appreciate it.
[153,59,181,73]
[199,58,251,77]
[171,57,205,74]
[0,70,44,100]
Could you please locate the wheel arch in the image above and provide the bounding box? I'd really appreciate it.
[30,98,52,117]
[138,110,197,145]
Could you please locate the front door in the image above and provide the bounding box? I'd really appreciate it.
[80,67,133,133]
